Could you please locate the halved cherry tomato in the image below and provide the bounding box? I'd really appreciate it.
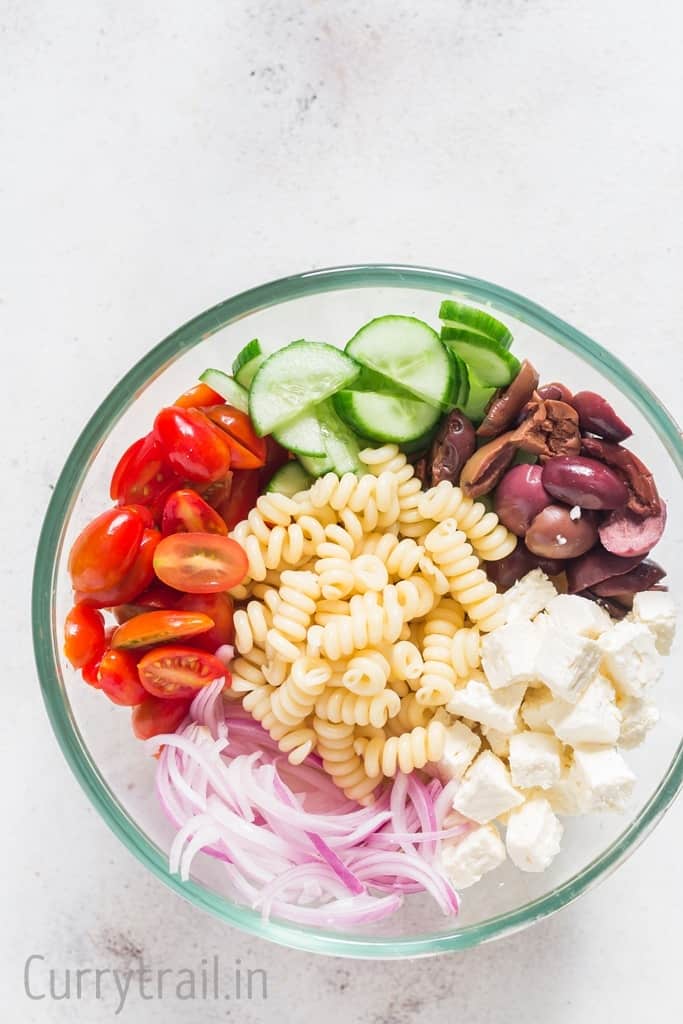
[110,431,181,511]
[112,583,179,624]
[112,610,215,650]
[174,382,225,409]
[69,505,150,596]
[213,469,260,530]
[153,407,232,484]
[98,648,148,706]
[81,659,102,688]
[64,605,106,669]
[176,592,235,651]
[137,645,228,699]
[263,435,290,475]
[132,694,192,740]
[153,532,248,593]
[76,527,161,608]
[205,405,267,469]
[161,489,227,536]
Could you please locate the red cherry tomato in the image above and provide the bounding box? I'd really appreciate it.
[111,610,215,650]
[174,382,225,409]
[68,505,150,596]
[76,527,161,608]
[112,583,179,624]
[175,592,235,651]
[214,469,260,530]
[81,659,103,688]
[205,405,267,470]
[132,694,192,740]
[137,645,228,699]
[153,532,248,593]
[98,649,148,706]
[110,431,181,511]
[153,407,232,484]
[161,489,227,536]
[263,435,290,476]
[64,605,106,669]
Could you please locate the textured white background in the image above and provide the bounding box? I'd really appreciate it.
[2,1,682,1020]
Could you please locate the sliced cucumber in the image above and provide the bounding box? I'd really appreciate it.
[266,461,313,496]
[439,300,513,348]
[460,367,497,424]
[317,400,362,475]
[298,452,334,477]
[249,341,360,437]
[333,388,440,444]
[401,427,437,455]
[233,338,266,388]
[446,349,470,409]
[346,316,454,410]
[273,409,326,458]
[441,330,520,388]
[198,369,249,414]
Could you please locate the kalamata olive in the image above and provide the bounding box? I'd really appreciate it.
[599,502,667,558]
[580,591,630,619]
[428,411,476,486]
[541,455,629,510]
[494,465,552,536]
[572,391,632,442]
[537,382,573,404]
[536,556,565,576]
[591,559,666,597]
[477,360,540,438]
[484,544,538,589]
[565,546,644,594]
[581,436,660,516]
[525,504,598,559]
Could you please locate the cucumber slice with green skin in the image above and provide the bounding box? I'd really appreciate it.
[400,426,438,455]
[441,331,520,388]
[460,367,497,424]
[198,369,249,414]
[438,300,513,348]
[333,389,440,444]
[273,410,326,458]
[266,461,313,496]
[233,339,266,388]
[349,365,418,400]
[441,324,512,352]
[298,452,334,477]
[249,341,360,437]
[317,401,362,475]
[346,316,454,410]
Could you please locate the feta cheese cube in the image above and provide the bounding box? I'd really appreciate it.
[570,746,636,812]
[502,569,558,623]
[481,724,510,758]
[505,797,563,872]
[598,621,662,697]
[550,674,621,747]
[437,720,482,780]
[546,759,590,816]
[452,751,524,824]
[481,621,542,689]
[617,695,660,749]
[520,686,557,733]
[535,625,601,703]
[509,732,562,789]
[440,824,506,889]
[544,593,612,638]
[632,591,677,655]
[446,680,526,734]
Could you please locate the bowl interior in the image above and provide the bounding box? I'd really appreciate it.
[34,267,683,957]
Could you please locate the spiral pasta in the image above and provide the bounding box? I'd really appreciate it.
[270,657,332,726]
[418,481,517,561]
[313,717,379,803]
[314,687,400,728]
[450,626,481,678]
[390,640,424,683]
[233,601,273,655]
[242,681,317,764]
[360,534,424,579]
[415,604,459,707]
[385,693,434,735]
[354,721,447,778]
[360,444,434,538]
[424,520,505,632]
[342,649,390,695]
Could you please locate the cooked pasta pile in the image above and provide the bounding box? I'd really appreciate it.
[227,445,517,804]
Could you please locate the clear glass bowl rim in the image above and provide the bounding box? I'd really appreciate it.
[32,263,683,958]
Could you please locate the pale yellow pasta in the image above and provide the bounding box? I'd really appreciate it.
[314,687,400,728]
[418,553,450,596]
[254,491,301,526]
[360,534,424,579]
[424,520,505,632]
[385,693,433,735]
[270,656,332,726]
[313,717,379,803]
[390,640,424,682]
[350,554,390,593]
[243,682,316,764]
[354,721,446,778]
[450,626,482,678]
[359,444,433,538]
[233,601,274,655]
[342,649,390,695]
[230,647,268,692]
[418,481,517,561]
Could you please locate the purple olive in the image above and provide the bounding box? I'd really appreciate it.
[572,391,632,442]
[494,465,552,536]
[428,411,476,486]
[525,504,598,560]
[565,546,644,594]
[599,502,667,558]
[484,544,538,589]
[542,455,629,510]
[580,590,631,619]
[591,559,666,597]
[537,382,573,403]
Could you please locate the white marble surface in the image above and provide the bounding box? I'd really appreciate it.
[2,1,682,1020]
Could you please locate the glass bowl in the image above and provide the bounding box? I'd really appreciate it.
[33,265,683,958]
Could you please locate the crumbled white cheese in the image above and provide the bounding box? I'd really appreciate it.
[481,724,511,758]
[509,732,562,790]
[446,680,526,734]
[481,621,542,690]
[520,686,558,733]
[451,751,524,824]
[502,569,558,623]
[544,593,612,638]
[617,695,660,749]
[505,797,563,872]
[535,624,602,703]
[546,758,590,816]
[598,621,662,697]
[631,591,677,656]
[440,824,507,889]
[437,720,482,780]
[550,674,622,747]
[570,746,636,812]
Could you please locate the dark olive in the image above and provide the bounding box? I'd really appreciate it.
[591,559,666,597]
[572,391,632,442]
[599,503,667,558]
[537,382,573,403]
[565,546,644,594]
[525,504,598,559]
[494,465,552,536]
[428,411,476,486]
[542,455,629,510]
[484,544,538,589]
